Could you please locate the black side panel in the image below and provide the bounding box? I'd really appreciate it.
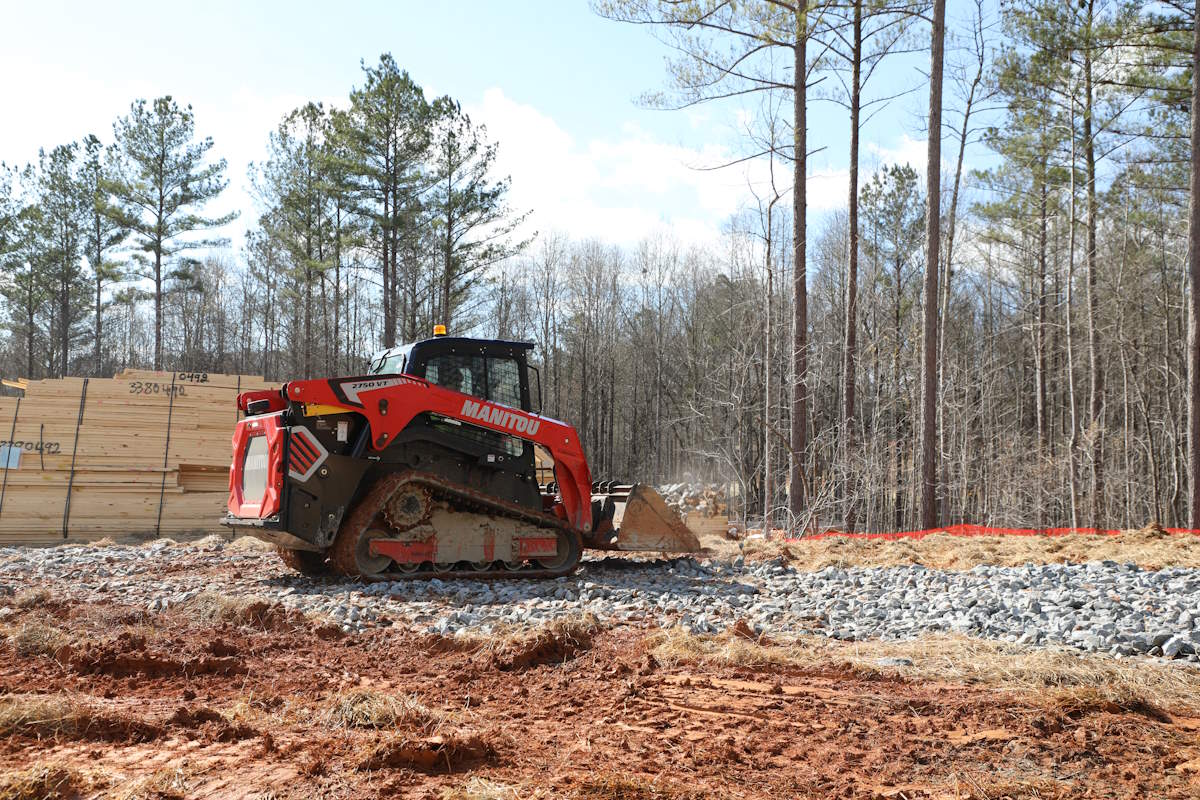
[276,413,372,548]
[282,453,372,548]
[377,415,540,510]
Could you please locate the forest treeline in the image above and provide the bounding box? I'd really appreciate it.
[1,1,1198,533]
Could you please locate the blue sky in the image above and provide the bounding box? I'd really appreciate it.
[0,1,987,252]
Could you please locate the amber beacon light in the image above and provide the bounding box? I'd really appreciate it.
[433,324,447,336]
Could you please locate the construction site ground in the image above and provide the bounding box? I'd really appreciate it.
[1,533,1199,799]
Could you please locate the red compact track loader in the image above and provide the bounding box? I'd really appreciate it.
[223,331,701,578]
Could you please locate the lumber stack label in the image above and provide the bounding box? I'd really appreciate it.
[0,370,274,544]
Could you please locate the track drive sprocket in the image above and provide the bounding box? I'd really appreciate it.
[383,483,432,530]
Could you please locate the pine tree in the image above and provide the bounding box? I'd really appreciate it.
[80,135,128,375]
[333,55,431,348]
[2,175,52,379]
[0,165,15,252]
[254,102,334,379]
[108,96,235,370]
[426,99,530,329]
[1188,3,1200,528]
[823,0,921,529]
[35,143,90,376]
[860,163,925,526]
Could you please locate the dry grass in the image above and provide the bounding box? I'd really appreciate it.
[0,695,84,738]
[571,774,707,800]
[219,692,295,729]
[428,614,602,668]
[108,766,190,800]
[741,525,1200,571]
[0,762,94,800]
[441,778,532,800]
[181,592,264,624]
[357,729,502,772]
[946,770,1070,800]
[649,627,1200,712]
[326,689,443,732]
[0,694,160,743]
[5,621,69,658]
[427,614,601,661]
[490,616,599,670]
[180,591,307,632]
[0,695,102,739]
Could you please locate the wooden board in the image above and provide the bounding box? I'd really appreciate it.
[0,370,274,543]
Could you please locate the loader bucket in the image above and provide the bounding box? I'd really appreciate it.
[593,484,702,553]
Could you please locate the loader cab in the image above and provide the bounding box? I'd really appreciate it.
[368,336,536,413]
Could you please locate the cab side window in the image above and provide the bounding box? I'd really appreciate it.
[422,352,527,458]
[487,357,522,408]
[425,355,486,398]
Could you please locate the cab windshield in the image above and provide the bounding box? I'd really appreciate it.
[369,353,405,375]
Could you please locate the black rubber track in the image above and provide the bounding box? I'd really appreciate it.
[327,471,583,581]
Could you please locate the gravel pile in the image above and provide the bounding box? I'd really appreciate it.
[2,539,1199,664]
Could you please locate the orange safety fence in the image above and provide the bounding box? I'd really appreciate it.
[783,523,1200,543]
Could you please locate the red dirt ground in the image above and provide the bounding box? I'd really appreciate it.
[1,593,1198,799]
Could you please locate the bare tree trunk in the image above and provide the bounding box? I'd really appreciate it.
[842,0,862,531]
[333,201,342,375]
[1083,0,1104,528]
[919,0,945,530]
[1036,177,1048,451]
[381,199,391,347]
[1066,81,1081,530]
[94,218,103,376]
[764,212,774,532]
[1188,3,1200,528]
[938,9,984,523]
[788,2,809,526]
[154,247,163,371]
[443,170,455,326]
[1035,176,1049,527]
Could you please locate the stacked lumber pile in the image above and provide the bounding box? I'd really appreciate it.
[0,369,272,545]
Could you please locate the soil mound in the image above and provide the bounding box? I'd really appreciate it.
[167,705,258,742]
[491,618,598,671]
[61,630,247,678]
[357,731,498,772]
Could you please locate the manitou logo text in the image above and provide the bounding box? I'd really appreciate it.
[460,399,541,435]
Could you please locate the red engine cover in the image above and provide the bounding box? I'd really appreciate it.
[227,411,286,519]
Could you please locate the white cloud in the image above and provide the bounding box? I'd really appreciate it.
[866,134,929,173]
[465,88,872,249]
[3,75,870,254]
[469,88,788,247]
